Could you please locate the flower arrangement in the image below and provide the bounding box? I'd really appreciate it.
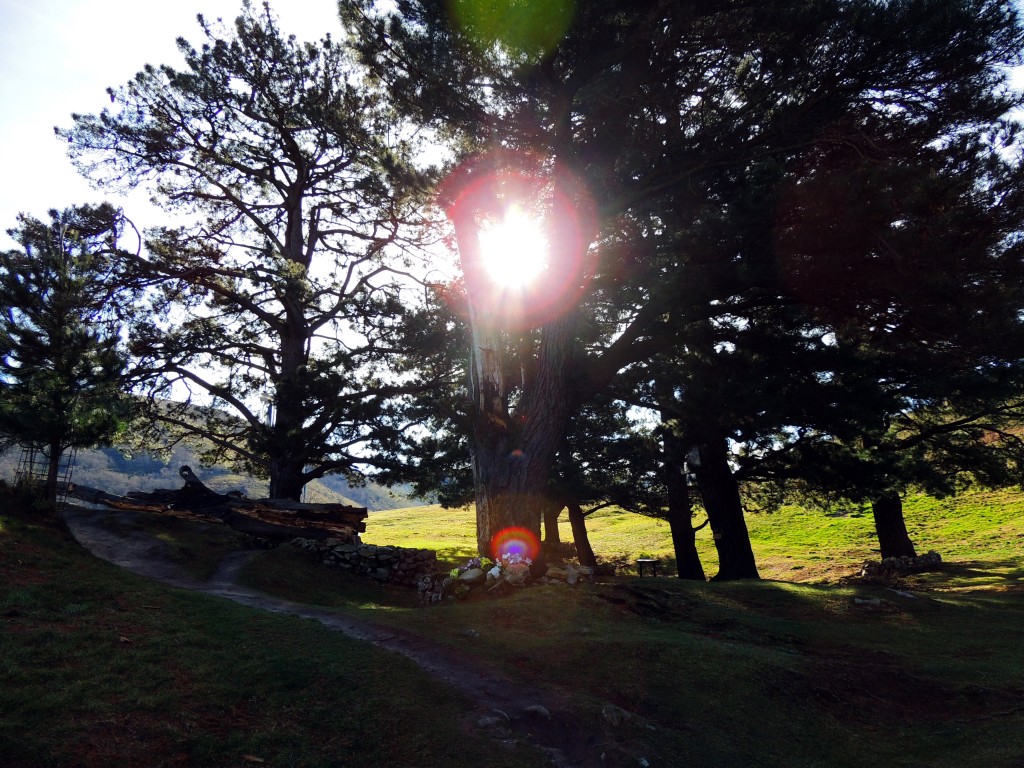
[450,556,493,579]
[448,552,533,585]
[492,552,533,585]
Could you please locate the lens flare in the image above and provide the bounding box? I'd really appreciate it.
[490,526,541,562]
[447,0,575,58]
[438,150,595,331]
[477,204,548,288]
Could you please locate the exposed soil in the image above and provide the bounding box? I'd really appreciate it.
[61,505,651,768]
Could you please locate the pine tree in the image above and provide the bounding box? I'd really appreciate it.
[0,205,133,505]
[60,3,432,498]
[348,0,1024,565]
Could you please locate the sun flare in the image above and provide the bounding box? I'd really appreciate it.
[477,205,548,289]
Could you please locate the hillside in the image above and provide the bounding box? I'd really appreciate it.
[0,444,422,512]
[7,484,1015,767]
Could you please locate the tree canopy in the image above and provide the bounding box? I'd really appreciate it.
[8,0,1018,575]
[344,0,1024,571]
[60,1,434,499]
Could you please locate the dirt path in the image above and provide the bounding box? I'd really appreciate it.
[62,506,645,768]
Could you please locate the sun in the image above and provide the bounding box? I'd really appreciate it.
[477,204,548,289]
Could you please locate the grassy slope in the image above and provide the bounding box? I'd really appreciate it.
[4,488,1024,767]
[249,489,1024,766]
[0,510,539,768]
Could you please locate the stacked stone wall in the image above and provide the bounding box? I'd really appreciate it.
[292,538,438,587]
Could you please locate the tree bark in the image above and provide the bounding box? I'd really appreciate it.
[871,492,918,559]
[664,455,706,580]
[694,436,759,580]
[452,188,579,557]
[45,439,62,507]
[566,497,597,568]
[543,501,562,547]
[654,379,706,580]
[268,454,306,501]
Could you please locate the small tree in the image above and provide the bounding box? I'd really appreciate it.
[0,205,133,505]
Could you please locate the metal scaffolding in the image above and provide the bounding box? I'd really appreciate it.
[14,443,78,510]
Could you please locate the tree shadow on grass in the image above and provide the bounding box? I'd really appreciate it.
[910,558,1024,591]
[432,545,480,567]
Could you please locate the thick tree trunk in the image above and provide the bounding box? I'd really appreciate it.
[664,456,706,581]
[694,437,759,580]
[461,284,575,558]
[451,162,585,559]
[268,456,305,501]
[566,497,597,568]
[872,492,917,559]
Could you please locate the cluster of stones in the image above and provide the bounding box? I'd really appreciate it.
[859,549,943,580]
[418,562,596,605]
[291,537,438,587]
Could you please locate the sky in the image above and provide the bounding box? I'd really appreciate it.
[0,0,343,247]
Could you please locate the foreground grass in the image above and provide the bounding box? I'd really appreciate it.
[244,489,1024,767]
[243,543,1024,768]
[0,510,539,768]
[6,486,1024,767]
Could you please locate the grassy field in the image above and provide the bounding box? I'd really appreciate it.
[362,488,1024,586]
[3,487,1024,767]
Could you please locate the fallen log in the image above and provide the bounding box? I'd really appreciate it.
[66,466,368,542]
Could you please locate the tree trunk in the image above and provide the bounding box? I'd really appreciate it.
[872,492,917,559]
[566,497,597,568]
[543,501,562,546]
[44,439,62,507]
[694,436,759,580]
[452,190,578,557]
[654,379,706,580]
[664,455,706,581]
[268,456,306,501]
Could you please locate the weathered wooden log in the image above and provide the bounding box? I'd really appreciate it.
[66,466,368,541]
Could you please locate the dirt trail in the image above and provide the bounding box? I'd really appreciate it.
[62,506,646,768]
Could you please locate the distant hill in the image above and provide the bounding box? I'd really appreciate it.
[0,444,424,512]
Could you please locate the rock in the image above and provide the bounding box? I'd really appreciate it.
[602,704,632,727]
[459,628,480,638]
[477,716,504,728]
[459,567,486,585]
[503,562,530,585]
[522,704,551,720]
[545,566,567,581]
[566,565,579,585]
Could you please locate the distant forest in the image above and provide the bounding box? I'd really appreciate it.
[0,443,421,512]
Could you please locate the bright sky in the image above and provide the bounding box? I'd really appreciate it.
[0,0,342,247]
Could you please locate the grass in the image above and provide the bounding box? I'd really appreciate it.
[363,488,1024,588]
[0,508,540,768]
[242,549,1024,767]
[5,486,1024,767]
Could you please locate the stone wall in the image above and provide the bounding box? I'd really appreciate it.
[859,550,942,580]
[291,537,438,587]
